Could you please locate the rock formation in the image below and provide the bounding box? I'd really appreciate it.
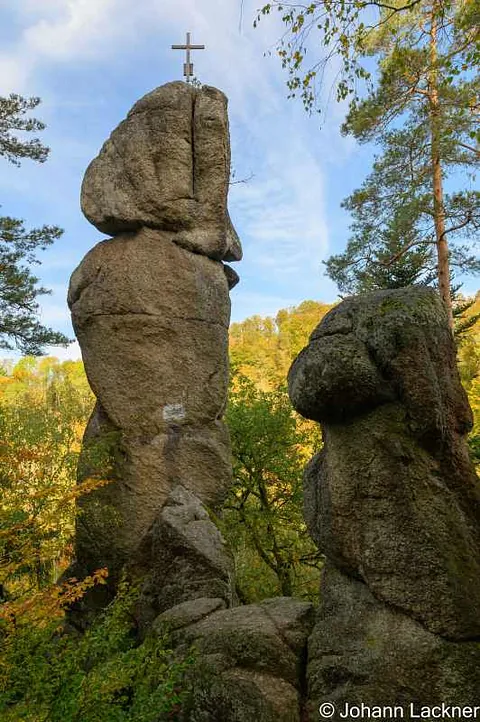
[68,81,314,722]
[69,82,480,718]
[81,82,242,262]
[68,81,240,612]
[156,595,314,722]
[288,287,480,717]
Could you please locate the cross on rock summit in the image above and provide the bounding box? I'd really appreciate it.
[171,32,205,83]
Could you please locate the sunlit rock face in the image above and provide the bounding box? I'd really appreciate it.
[67,82,241,619]
[80,81,242,262]
[288,286,480,717]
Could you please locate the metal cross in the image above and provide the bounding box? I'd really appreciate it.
[171,32,205,83]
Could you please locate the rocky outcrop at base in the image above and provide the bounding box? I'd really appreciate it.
[155,593,314,722]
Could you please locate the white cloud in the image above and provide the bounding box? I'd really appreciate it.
[231,136,328,282]
[44,340,82,361]
[0,0,144,93]
[0,0,285,95]
[23,0,119,60]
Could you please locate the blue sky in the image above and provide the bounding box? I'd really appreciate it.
[1,0,469,361]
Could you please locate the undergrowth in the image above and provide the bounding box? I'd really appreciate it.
[0,581,193,722]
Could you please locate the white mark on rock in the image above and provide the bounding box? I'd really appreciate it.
[163,403,186,423]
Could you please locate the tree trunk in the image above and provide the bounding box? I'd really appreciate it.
[429,0,454,331]
[278,563,294,597]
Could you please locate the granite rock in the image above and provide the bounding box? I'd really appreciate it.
[80,82,242,262]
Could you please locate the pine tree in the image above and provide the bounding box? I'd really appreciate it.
[339,0,480,327]
[256,2,479,328]
[325,125,480,300]
[0,94,69,354]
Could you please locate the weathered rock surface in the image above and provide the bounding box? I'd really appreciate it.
[68,82,240,633]
[288,286,480,713]
[154,596,314,722]
[69,227,231,432]
[308,564,480,719]
[132,484,235,630]
[81,82,242,262]
[153,597,227,632]
[181,668,300,722]
[69,228,233,579]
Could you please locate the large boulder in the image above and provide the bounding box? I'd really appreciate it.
[132,484,235,630]
[80,82,241,262]
[154,596,315,722]
[288,287,480,713]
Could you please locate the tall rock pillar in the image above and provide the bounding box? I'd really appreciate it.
[68,82,240,616]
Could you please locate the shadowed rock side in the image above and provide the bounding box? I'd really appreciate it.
[288,287,480,718]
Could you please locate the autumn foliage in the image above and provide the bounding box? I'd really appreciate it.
[0,298,479,719]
